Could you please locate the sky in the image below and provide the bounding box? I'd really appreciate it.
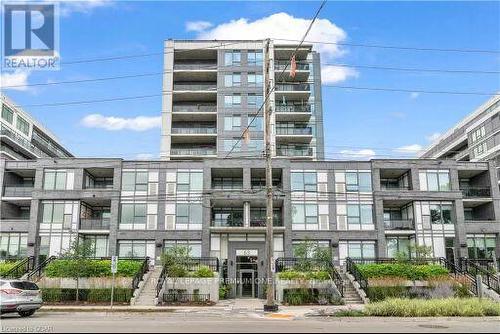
[2,0,499,160]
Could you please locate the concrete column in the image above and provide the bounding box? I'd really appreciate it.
[454,199,468,258]
[201,165,212,257]
[244,201,250,227]
[449,168,460,191]
[374,198,386,257]
[243,167,251,190]
[73,168,84,190]
[410,167,420,191]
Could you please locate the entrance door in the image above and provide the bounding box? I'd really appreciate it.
[236,255,258,298]
[445,238,455,264]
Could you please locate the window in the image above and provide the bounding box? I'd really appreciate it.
[212,177,243,190]
[247,50,263,66]
[2,105,14,124]
[177,171,203,192]
[224,94,241,107]
[212,208,244,227]
[224,73,241,87]
[80,235,108,257]
[223,139,242,153]
[345,241,375,259]
[42,202,65,224]
[224,115,241,131]
[292,204,318,225]
[120,203,147,229]
[176,203,202,228]
[292,240,330,258]
[386,237,414,257]
[247,94,263,107]
[346,171,372,192]
[16,116,29,136]
[248,115,263,131]
[421,170,450,191]
[118,240,153,258]
[248,73,263,86]
[0,233,27,258]
[430,203,453,224]
[347,204,373,229]
[467,234,496,259]
[43,170,67,190]
[471,126,486,143]
[122,171,148,192]
[247,140,264,152]
[473,143,487,157]
[224,51,241,66]
[164,240,202,257]
[291,172,317,192]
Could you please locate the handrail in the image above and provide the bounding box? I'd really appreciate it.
[26,256,57,281]
[156,266,168,298]
[438,257,478,296]
[132,257,150,290]
[459,258,499,294]
[345,258,369,293]
[0,256,35,279]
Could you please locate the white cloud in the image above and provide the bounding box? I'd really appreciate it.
[1,70,31,91]
[194,12,348,60]
[321,65,358,84]
[410,92,420,100]
[60,0,112,16]
[81,114,161,131]
[426,132,441,143]
[395,144,424,155]
[186,21,213,32]
[339,149,376,160]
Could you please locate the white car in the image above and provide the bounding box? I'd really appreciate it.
[0,280,42,317]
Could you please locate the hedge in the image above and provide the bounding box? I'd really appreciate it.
[0,261,19,276]
[357,263,448,281]
[277,270,330,281]
[365,298,500,317]
[42,288,134,303]
[44,260,142,278]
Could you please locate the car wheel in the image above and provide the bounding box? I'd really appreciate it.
[18,310,36,317]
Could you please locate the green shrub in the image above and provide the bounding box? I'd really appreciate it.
[42,288,133,303]
[41,288,62,302]
[190,266,214,278]
[219,285,230,299]
[357,263,448,281]
[0,261,19,276]
[44,260,142,278]
[277,270,330,281]
[365,298,500,317]
[283,288,316,305]
[367,286,409,302]
[332,309,365,317]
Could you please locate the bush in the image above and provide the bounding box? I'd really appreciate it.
[44,260,142,278]
[358,263,448,281]
[42,288,134,303]
[277,270,330,281]
[219,285,230,299]
[190,266,214,278]
[365,298,500,317]
[367,286,409,302]
[0,261,19,276]
[283,288,316,305]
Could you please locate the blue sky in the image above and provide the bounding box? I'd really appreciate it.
[2,0,499,159]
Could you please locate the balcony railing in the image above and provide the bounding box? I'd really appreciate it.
[80,218,111,230]
[276,147,313,157]
[381,184,411,191]
[274,61,310,71]
[384,219,415,230]
[211,220,244,228]
[84,182,114,190]
[275,105,311,113]
[172,105,217,113]
[174,63,217,70]
[1,126,48,158]
[3,185,34,197]
[249,219,284,227]
[276,127,312,135]
[460,187,491,198]
[275,83,310,92]
[171,147,217,156]
[173,83,216,91]
[171,127,217,135]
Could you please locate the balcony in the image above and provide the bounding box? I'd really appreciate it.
[174,62,217,71]
[3,185,34,197]
[381,183,411,191]
[460,187,491,198]
[275,84,310,101]
[274,61,310,81]
[275,104,311,113]
[173,82,216,91]
[275,83,310,92]
[211,219,244,228]
[249,219,284,227]
[170,146,217,158]
[276,147,313,158]
[172,104,217,113]
[171,127,217,135]
[79,218,110,231]
[274,61,310,71]
[385,219,415,231]
[1,125,48,158]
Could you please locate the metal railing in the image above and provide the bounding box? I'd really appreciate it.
[276,127,312,136]
[274,62,310,71]
[0,257,35,279]
[3,185,34,197]
[172,105,217,113]
[459,258,499,294]
[463,258,500,272]
[26,256,57,282]
[162,292,211,303]
[345,258,369,292]
[171,148,217,156]
[275,104,311,113]
[438,257,478,296]
[249,219,284,227]
[211,220,244,228]
[174,63,217,70]
[276,147,313,157]
[384,219,415,230]
[380,184,411,190]
[79,218,111,230]
[173,83,217,91]
[156,266,168,298]
[132,257,150,290]
[275,83,310,92]
[460,187,491,198]
[171,127,217,135]
[275,257,344,297]
[0,126,48,158]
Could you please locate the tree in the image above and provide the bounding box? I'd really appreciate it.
[160,245,192,297]
[60,239,94,302]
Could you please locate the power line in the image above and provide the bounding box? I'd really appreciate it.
[323,85,498,96]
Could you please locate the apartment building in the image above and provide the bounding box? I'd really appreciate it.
[1,94,73,160]
[1,157,498,297]
[160,40,324,160]
[420,95,500,180]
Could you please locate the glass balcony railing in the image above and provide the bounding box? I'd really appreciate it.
[3,185,34,197]
[172,105,217,113]
[275,104,311,113]
[174,63,217,70]
[276,147,313,157]
[171,127,217,135]
[249,219,284,227]
[80,218,111,230]
[1,126,48,158]
[274,61,310,71]
[276,127,312,135]
[460,187,491,198]
[173,83,217,91]
[171,147,217,156]
[384,219,415,230]
[211,220,244,228]
[275,83,310,92]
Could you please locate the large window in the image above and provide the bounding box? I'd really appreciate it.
[248,73,263,86]
[212,208,244,227]
[42,202,65,224]
[118,240,153,258]
[292,240,330,258]
[16,116,29,135]
[223,139,242,153]
[122,171,148,192]
[346,171,372,192]
[0,233,27,259]
[421,170,450,191]
[80,235,108,258]
[43,170,67,190]
[120,203,147,229]
[386,237,414,258]
[344,241,375,259]
[177,171,203,192]
[247,50,263,66]
[347,204,373,229]
[164,240,202,257]
[247,94,263,107]
[248,115,263,131]
[224,73,241,87]
[212,177,243,190]
[224,51,241,66]
[430,203,453,224]
[292,204,318,225]
[467,234,496,259]
[471,126,485,144]
[224,115,241,131]
[224,94,241,107]
[2,105,14,124]
[176,203,202,228]
[291,172,317,192]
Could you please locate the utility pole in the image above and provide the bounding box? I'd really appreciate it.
[263,38,278,312]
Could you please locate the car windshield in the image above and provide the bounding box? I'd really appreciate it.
[10,281,39,290]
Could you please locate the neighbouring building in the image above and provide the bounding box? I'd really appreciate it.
[160,40,324,160]
[1,94,73,160]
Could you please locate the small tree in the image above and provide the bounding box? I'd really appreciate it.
[160,245,191,296]
[409,244,433,263]
[60,239,94,302]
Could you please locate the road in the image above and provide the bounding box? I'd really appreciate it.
[1,312,499,333]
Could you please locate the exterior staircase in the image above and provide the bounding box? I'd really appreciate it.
[341,274,364,305]
[132,266,163,306]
